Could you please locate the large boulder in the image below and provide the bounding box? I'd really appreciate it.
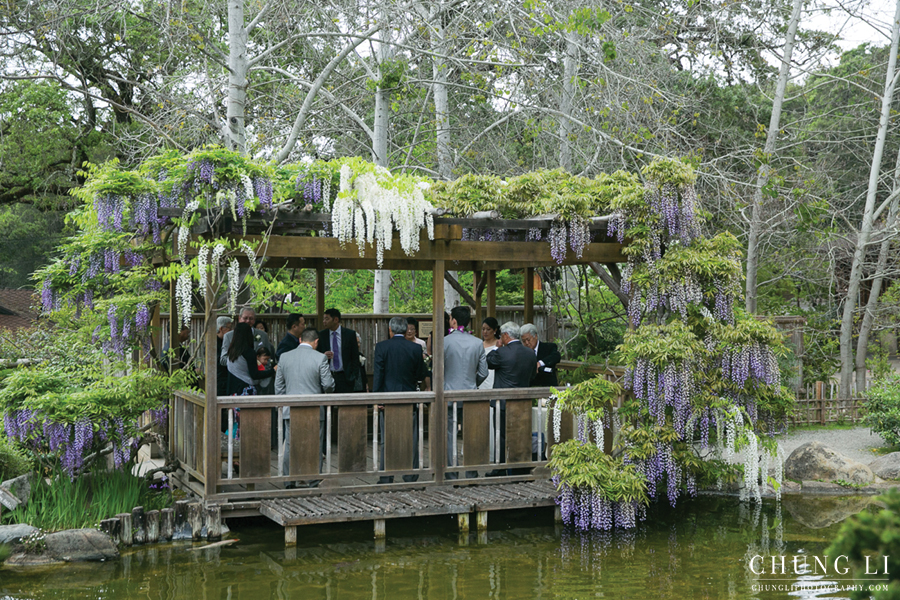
[785,441,875,485]
[869,452,900,480]
[0,524,38,545]
[1,474,33,506]
[43,529,118,562]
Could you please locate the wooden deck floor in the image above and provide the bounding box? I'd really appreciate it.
[259,481,559,544]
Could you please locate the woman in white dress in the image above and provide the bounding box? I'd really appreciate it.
[479,317,501,390]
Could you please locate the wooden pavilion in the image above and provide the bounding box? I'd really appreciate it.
[166,212,626,542]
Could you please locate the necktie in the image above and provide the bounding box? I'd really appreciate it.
[332,331,341,371]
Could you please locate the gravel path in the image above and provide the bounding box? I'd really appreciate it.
[777,427,889,465]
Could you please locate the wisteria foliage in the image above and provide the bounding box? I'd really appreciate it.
[550,159,792,532]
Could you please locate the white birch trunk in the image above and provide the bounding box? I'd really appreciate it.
[558,31,578,173]
[225,0,249,155]
[372,12,393,313]
[854,148,900,391]
[839,0,900,393]
[745,0,802,313]
[432,13,453,180]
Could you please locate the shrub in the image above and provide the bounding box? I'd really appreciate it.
[0,432,31,482]
[864,374,900,446]
[827,488,900,600]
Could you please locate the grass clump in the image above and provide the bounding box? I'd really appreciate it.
[0,465,171,531]
[0,432,31,482]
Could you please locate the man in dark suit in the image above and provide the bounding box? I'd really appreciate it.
[317,308,361,394]
[373,317,427,483]
[520,323,561,387]
[276,313,305,361]
[487,321,537,474]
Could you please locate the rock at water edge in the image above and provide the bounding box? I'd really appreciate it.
[784,441,874,485]
[44,529,119,562]
[0,524,39,545]
[869,452,900,480]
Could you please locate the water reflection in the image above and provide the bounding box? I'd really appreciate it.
[0,497,878,600]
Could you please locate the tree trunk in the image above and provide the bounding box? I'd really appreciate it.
[854,148,900,391]
[372,14,392,313]
[225,0,249,155]
[744,0,803,313]
[558,31,578,172]
[839,0,900,394]
[432,11,453,180]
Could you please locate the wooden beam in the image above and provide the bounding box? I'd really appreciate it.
[221,235,625,265]
[432,259,446,483]
[589,262,628,308]
[316,263,325,325]
[474,271,483,325]
[486,271,496,318]
[443,272,476,308]
[524,267,534,324]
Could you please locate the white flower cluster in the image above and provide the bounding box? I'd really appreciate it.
[197,246,209,298]
[332,163,435,267]
[176,270,192,327]
[239,241,259,278]
[227,258,240,314]
[593,417,604,450]
[240,173,254,204]
[553,406,562,442]
[177,200,200,260]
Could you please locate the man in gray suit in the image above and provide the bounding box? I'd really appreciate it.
[275,328,334,487]
[444,306,488,479]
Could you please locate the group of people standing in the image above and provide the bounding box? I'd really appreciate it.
[213,305,560,485]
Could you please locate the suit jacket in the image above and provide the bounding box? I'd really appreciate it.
[276,332,300,361]
[275,345,334,418]
[443,330,488,390]
[373,335,427,393]
[318,326,361,379]
[219,329,271,366]
[487,340,537,389]
[533,340,561,387]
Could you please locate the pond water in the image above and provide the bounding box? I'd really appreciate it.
[0,495,888,599]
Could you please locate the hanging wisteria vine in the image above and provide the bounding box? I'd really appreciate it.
[549,159,794,533]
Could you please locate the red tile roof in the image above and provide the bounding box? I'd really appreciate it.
[0,289,38,330]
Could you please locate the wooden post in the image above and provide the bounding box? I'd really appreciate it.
[285,526,297,547]
[554,506,563,523]
[817,381,825,425]
[524,267,534,325]
[486,270,497,318]
[206,504,222,541]
[118,513,133,546]
[204,289,219,500]
[132,506,146,545]
[168,280,178,453]
[150,302,161,364]
[458,513,470,533]
[174,500,188,537]
[160,508,174,541]
[476,511,488,531]
[188,502,203,541]
[374,519,386,539]
[146,510,160,544]
[316,263,326,326]
[433,259,446,483]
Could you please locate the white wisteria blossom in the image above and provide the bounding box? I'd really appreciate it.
[239,241,259,278]
[176,270,192,328]
[227,258,240,314]
[332,162,436,267]
[177,200,200,260]
[197,246,210,299]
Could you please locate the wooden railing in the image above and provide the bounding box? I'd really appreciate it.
[171,390,207,492]
[167,386,611,500]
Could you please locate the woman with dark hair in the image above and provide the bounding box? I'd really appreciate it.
[226,322,275,395]
[479,317,501,390]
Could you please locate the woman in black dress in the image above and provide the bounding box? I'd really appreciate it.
[226,322,275,395]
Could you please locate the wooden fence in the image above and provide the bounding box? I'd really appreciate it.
[790,381,866,425]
